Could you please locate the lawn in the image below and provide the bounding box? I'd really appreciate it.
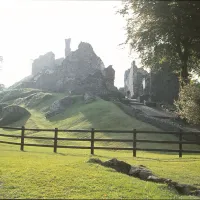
[0,90,200,199]
[0,144,200,199]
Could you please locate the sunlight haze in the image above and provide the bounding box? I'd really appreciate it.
[0,0,139,88]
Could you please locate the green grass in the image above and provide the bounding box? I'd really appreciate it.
[0,88,41,103]
[0,89,200,199]
[1,97,200,150]
[0,144,200,199]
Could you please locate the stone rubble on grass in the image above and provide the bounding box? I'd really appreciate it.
[84,92,96,104]
[88,158,200,197]
[45,96,75,119]
[0,105,30,125]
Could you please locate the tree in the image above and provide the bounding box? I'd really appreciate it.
[175,83,200,124]
[119,0,200,85]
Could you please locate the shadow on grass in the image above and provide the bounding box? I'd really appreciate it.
[45,100,200,154]
[2,145,200,162]
[3,98,193,157]
[136,156,200,162]
[2,114,31,132]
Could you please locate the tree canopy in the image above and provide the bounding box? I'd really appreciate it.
[119,0,200,84]
[175,82,200,124]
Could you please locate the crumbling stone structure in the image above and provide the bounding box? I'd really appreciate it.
[124,61,148,99]
[104,65,115,85]
[124,61,179,104]
[16,39,119,97]
[65,38,71,57]
[32,52,55,75]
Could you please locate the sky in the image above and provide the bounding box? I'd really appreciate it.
[0,0,140,88]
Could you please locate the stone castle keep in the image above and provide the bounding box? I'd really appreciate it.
[18,39,118,96]
[124,61,179,104]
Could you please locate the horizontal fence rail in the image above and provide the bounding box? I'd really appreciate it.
[0,126,200,157]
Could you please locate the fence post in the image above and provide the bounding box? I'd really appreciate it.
[133,129,137,157]
[179,129,183,158]
[20,126,25,151]
[54,128,58,153]
[91,128,95,155]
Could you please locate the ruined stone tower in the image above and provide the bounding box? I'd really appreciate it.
[65,38,71,58]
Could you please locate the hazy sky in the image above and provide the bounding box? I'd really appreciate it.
[0,0,139,88]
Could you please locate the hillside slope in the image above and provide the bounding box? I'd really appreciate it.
[0,89,200,199]
[0,89,199,151]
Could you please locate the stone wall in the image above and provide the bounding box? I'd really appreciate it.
[15,39,119,97]
[115,101,200,142]
[71,71,108,95]
[65,38,71,57]
[124,61,148,98]
[55,58,64,67]
[124,61,179,104]
[61,41,105,81]
[104,65,115,85]
[32,52,55,75]
[103,65,118,92]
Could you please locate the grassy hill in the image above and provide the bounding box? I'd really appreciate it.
[0,89,200,199]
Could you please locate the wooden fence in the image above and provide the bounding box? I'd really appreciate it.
[0,126,200,157]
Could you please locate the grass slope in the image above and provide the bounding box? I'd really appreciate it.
[0,89,200,199]
[1,94,199,150]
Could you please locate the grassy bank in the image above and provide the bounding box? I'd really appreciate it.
[0,144,200,199]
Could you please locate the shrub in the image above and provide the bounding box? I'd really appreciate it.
[175,83,200,124]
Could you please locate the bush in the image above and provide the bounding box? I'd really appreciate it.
[175,83,200,124]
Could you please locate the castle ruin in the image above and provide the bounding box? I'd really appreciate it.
[17,39,119,97]
[124,61,179,104]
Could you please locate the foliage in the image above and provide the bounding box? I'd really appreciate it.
[151,63,180,104]
[119,0,200,84]
[175,83,200,124]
